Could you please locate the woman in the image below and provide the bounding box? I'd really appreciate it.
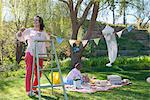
[16,16,50,96]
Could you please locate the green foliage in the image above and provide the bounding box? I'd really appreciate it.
[0,56,150,99]
[1,0,149,71]
[115,56,150,70]
[1,0,72,67]
[59,56,150,73]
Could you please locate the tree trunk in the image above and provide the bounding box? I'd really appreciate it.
[70,1,99,68]
[0,41,4,65]
[85,2,99,40]
[71,51,82,68]
[112,7,115,24]
[70,23,80,67]
[59,0,99,68]
[70,42,83,68]
[123,7,126,25]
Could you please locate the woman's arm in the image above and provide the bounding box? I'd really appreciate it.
[16,28,26,37]
[16,28,30,42]
[44,32,50,48]
[45,32,50,40]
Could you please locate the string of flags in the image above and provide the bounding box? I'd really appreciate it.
[127,25,133,32]
[50,25,133,67]
[56,37,64,44]
[51,25,133,46]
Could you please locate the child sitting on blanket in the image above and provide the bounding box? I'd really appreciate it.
[65,63,83,85]
[65,63,90,85]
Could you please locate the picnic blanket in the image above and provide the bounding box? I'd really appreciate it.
[64,81,125,93]
[52,79,131,93]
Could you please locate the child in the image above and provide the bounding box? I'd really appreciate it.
[65,63,82,85]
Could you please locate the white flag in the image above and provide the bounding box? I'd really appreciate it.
[116,30,123,38]
[93,38,101,45]
[82,40,88,47]
[69,40,76,47]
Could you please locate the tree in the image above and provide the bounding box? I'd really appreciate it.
[59,0,100,66]
[117,0,128,25]
[130,0,150,29]
[9,0,31,64]
[0,0,2,64]
[109,0,116,24]
[7,0,50,64]
[3,0,72,64]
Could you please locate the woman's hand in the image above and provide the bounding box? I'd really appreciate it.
[17,28,26,37]
[20,28,26,32]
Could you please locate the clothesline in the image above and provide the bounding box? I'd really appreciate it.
[50,25,133,46]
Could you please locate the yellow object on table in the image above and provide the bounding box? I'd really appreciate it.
[49,72,61,84]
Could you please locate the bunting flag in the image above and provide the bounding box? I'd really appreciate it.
[127,25,132,32]
[116,30,123,38]
[82,40,88,47]
[56,37,63,44]
[93,38,101,45]
[69,40,76,47]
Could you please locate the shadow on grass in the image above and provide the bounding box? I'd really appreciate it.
[111,87,150,99]
[0,77,15,91]
[29,95,58,100]
[28,91,89,100]
[92,70,150,82]
[116,71,150,81]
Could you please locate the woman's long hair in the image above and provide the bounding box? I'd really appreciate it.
[35,15,45,31]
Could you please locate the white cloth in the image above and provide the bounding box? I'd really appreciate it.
[16,28,50,57]
[102,25,118,64]
[116,30,123,38]
[66,68,82,82]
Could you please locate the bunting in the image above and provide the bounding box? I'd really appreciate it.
[51,24,133,45]
[116,30,123,38]
[50,24,133,67]
[82,40,88,47]
[56,37,63,44]
[69,40,76,47]
[127,25,132,32]
[93,38,101,45]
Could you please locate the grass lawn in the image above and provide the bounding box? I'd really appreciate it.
[0,57,150,100]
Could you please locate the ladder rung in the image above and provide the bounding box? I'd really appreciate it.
[38,53,55,55]
[38,53,48,55]
[40,68,59,71]
[35,40,52,42]
[38,53,54,55]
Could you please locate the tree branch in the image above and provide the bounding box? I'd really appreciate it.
[143,17,150,27]
[68,0,73,11]
[78,1,93,27]
[99,1,110,11]
[59,0,77,25]
[59,0,69,7]
[127,14,138,19]
[84,1,100,40]
[75,0,83,16]
[68,0,78,24]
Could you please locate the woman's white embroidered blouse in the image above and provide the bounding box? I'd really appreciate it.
[16,28,49,57]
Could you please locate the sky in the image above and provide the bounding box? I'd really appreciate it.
[1,0,146,24]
